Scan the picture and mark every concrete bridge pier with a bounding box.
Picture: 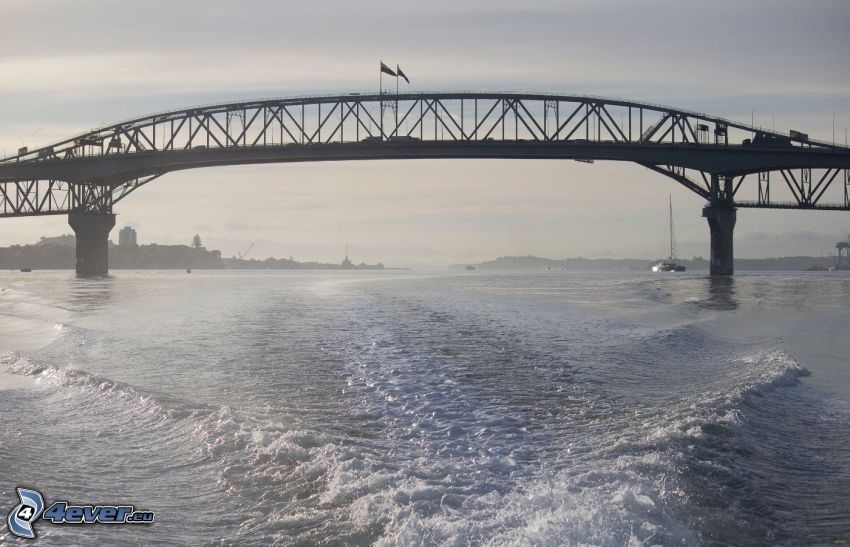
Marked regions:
[702,205,736,276]
[68,211,115,276]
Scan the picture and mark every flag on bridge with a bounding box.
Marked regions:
[380,62,397,77]
[396,65,410,84]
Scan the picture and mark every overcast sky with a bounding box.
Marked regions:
[1,0,849,265]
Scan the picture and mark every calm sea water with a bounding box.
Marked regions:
[1,270,849,545]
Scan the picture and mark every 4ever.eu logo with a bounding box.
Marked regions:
[6,487,154,540]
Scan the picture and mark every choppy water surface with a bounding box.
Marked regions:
[1,270,849,545]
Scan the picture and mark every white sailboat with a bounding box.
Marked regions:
[651,195,686,272]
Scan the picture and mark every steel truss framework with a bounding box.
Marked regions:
[0,174,162,218]
[1,92,849,218]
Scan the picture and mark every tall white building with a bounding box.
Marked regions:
[119,225,138,246]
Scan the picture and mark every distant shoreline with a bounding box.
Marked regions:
[450,255,844,272]
[0,236,403,271]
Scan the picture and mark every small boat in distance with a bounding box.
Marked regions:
[651,195,686,272]
[465,265,476,271]
[19,267,32,272]
[652,259,686,273]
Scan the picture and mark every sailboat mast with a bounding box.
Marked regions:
[668,195,675,260]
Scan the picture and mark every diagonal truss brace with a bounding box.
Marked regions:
[640,164,711,200]
[0,174,163,218]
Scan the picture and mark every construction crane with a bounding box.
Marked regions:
[237,242,255,260]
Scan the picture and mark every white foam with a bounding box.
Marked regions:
[0,285,71,389]
[0,352,172,424]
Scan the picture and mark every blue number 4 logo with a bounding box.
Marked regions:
[7,488,45,539]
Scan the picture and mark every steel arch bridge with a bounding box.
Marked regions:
[1,91,849,275]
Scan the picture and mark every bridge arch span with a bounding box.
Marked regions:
[1,91,848,275]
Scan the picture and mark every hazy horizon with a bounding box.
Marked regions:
[2,0,849,266]
[15,228,848,268]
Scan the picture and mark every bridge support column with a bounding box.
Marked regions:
[702,205,736,276]
[68,212,115,277]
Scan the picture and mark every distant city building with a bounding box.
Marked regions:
[119,225,138,246]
